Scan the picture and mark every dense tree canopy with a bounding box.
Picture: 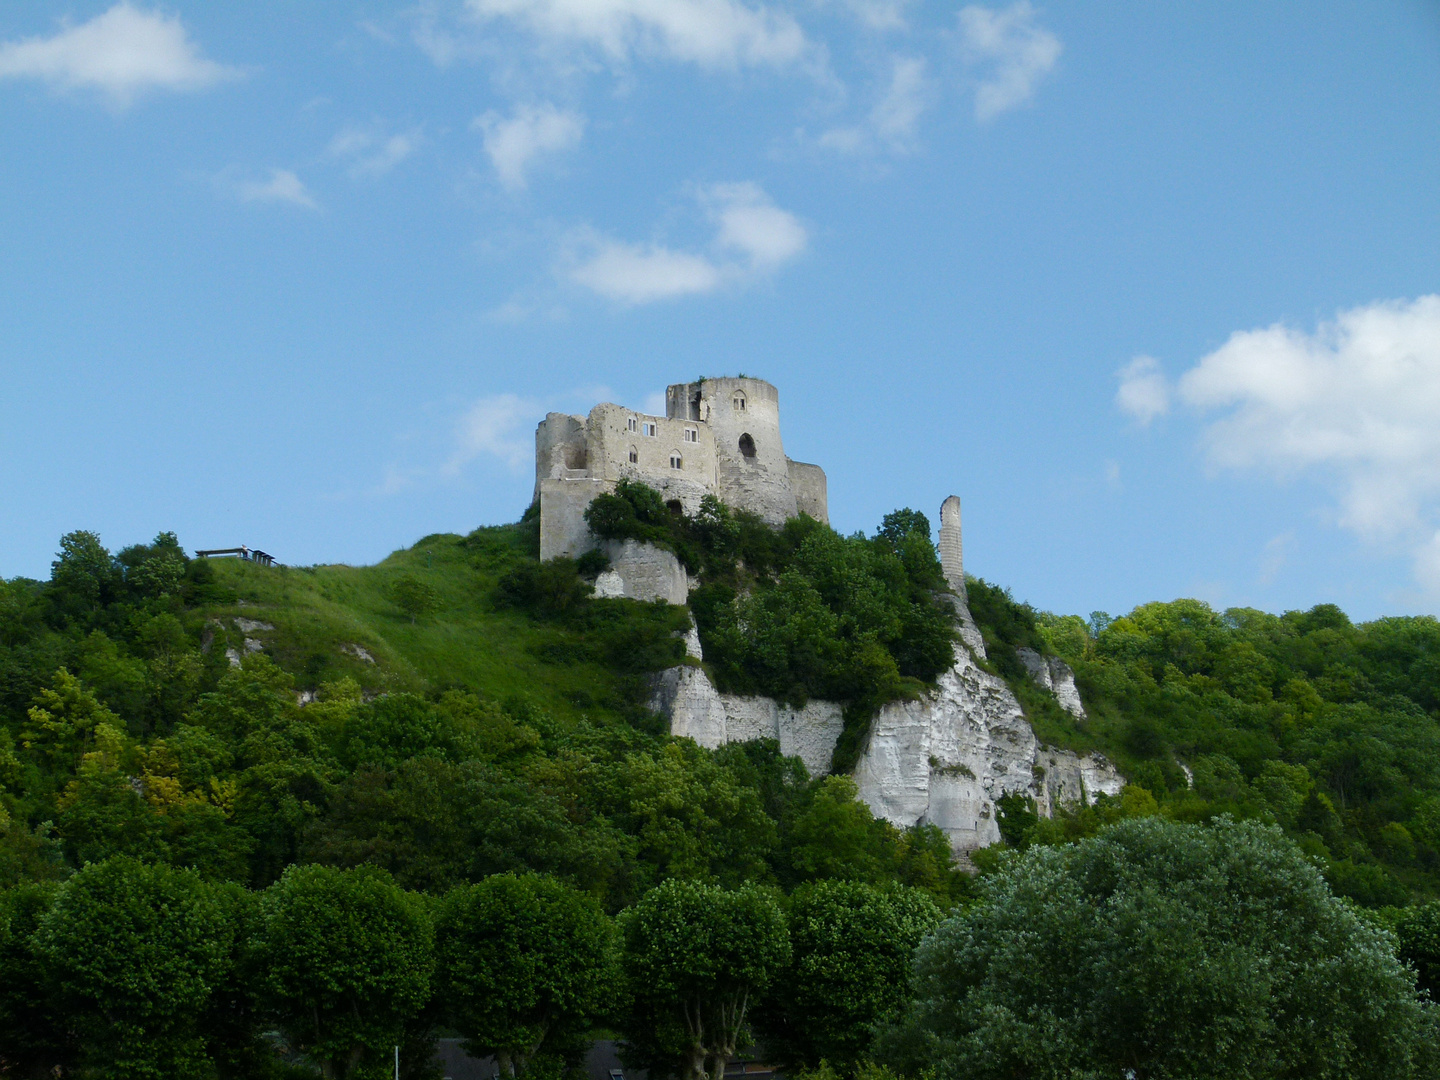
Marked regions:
[254,864,433,1080]
[880,816,1439,1080]
[1,516,1438,1077]
[34,856,239,1080]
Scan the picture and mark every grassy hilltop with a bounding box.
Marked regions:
[186,520,689,730]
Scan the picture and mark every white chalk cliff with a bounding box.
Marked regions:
[639,494,1126,854]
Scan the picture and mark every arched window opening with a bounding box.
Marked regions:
[628,446,638,464]
[732,391,746,412]
[738,433,757,459]
[670,452,683,470]
[666,499,683,516]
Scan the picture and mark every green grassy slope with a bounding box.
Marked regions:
[189,523,688,727]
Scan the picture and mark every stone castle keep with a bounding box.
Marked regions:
[534,377,828,561]
[534,377,1123,855]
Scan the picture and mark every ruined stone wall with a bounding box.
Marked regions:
[538,477,610,561]
[533,412,589,503]
[787,459,829,523]
[650,665,844,779]
[534,376,826,555]
[939,495,965,598]
[592,539,689,605]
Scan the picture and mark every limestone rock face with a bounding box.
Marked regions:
[592,540,689,605]
[851,639,1123,852]
[853,643,1039,850]
[642,505,1126,852]
[650,665,844,779]
[1034,747,1126,817]
[1017,647,1088,720]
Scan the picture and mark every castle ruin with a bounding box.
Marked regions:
[534,375,1120,852]
[534,376,828,560]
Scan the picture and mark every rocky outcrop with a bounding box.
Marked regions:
[644,491,1126,855]
[851,638,1123,851]
[650,625,1125,855]
[650,665,843,779]
[592,540,689,605]
[1017,647,1087,720]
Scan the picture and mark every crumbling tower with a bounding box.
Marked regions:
[939,495,965,600]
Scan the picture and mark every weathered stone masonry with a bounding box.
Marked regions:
[534,377,827,561]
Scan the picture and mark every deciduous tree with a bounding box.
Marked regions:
[758,880,942,1075]
[254,864,433,1079]
[33,856,236,1079]
[878,816,1439,1080]
[435,873,615,1076]
[618,879,789,1080]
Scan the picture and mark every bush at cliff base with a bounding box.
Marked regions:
[877,815,1440,1080]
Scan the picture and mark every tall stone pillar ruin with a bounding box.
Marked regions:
[939,495,965,600]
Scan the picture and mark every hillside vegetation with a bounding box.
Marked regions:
[3,505,1440,1078]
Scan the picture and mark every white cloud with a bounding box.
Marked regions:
[567,183,806,304]
[569,237,725,303]
[1115,355,1171,425]
[464,0,808,69]
[1174,295,1440,594]
[871,55,927,146]
[328,125,423,178]
[447,393,539,475]
[706,182,808,268]
[956,2,1061,121]
[234,169,318,209]
[819,54,928,153]
[475,103,585,190]
[0,2,239,107]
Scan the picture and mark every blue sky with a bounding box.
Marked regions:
[2,1,1438,621]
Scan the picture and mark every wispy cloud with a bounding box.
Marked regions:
[327,124,424,178]
[832,0,913,32]
[956,2,1061,121]
[462,0,809,69]
[1154,295,1440,596]
[1115,355,1170,425]
[232,169,319,209]
[0,2,240,108]
[446,393,539,475]
[820,53,929,152]
[567,182,807,304]
[1258,532,1296,587]
[475,103,585,190]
